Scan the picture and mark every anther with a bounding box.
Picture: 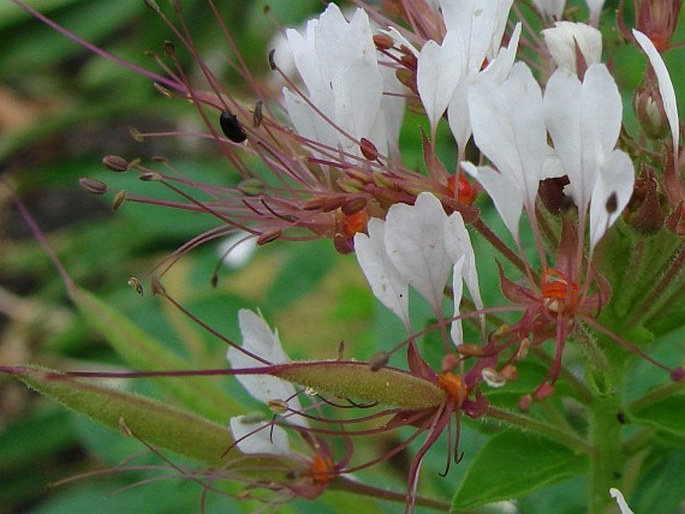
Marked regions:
[268,399,288,414]
[102,155,129,172]
[79,178,107,195]
[112,190,128,210]
[127,276,144,296]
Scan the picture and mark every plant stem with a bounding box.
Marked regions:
[587,393,623,514]
[332,477,453,511]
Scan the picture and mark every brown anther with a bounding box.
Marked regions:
[163,40,176,57]
[341,197,368,216]
[128,126,144,142]
[79,178,108,195]
[102,155,129,172]
[360,137,379,161]
[400,53,417,69]
[345,167,372,184]
[302,196,328,211]
[127,276,144,296]
[268,399,288,414]
[139,172,162,181]
[369,351,389,371]
[112,190,128,210]
[268,49,277,70]
[456,343,484,357]
[257,230,282,245]
[373,33,394,50]
[153,82,172,98]
[253,100,264,128]
[321,196,347,212]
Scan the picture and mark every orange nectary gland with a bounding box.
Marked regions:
[341,210,369,239]
[310,453,335,486]
[541,268,579,305]
[447,174,476,205]
[437,372,466,406]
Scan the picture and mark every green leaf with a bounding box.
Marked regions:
[4,365,283,472]
[71,286,243,422]
[632,449,685,513]
[451,431,587,511]
[629,394,685,439]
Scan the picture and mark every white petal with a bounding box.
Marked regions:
[544,68,584,204]
[354,219,410,328]
[589,150,634,249]
[609,488,635,514]
[451,257,466,346]
[585,0,605,26]
[417,34,463,135]
[633,29,679,156]
[469,62,546,206]
[444,211,483,313]
[218,231,257,269]
[229,416,290,456]
[332,60,385,154]
[384,192,453,312]
[227,310,307,427]
[462,161,524,242]
[532,0,566,18]
[542,21,602,73]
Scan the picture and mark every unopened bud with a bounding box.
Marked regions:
[633,72,670,140]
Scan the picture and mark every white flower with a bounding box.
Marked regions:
[463,62,557,242]
[227,310,308,456]
[586,0,605,26]
[633,30,679,160]
[282,3,404,158]
[354,192,481,344]
[609,487,635,514]
[544,63,634,249]
[532,0,566,19]
[542,21,602,73]
[416,0,519,152]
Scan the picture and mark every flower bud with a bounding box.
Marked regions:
[633,70,671,140]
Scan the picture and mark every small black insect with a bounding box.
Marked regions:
[219,110,247,143]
